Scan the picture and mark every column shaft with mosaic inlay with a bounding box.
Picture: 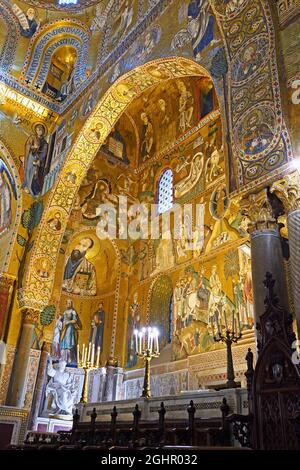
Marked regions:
[29,341,51,429]
[241,189,289,349]
[271,172,300,335]
[8,308,40,408]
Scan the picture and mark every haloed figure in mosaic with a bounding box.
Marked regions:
[23,124,49,197]
[0,160,16,234]
[63,237,97,296]
[51,299,82,366]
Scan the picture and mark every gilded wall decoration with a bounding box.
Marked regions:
[21,58,211,309]
[0,1,20,72]
[149,275,173,351]
[21,20,90,91]
[1,0,297,377]
[211,0,293,191]
[125,292,141,368]
[0,140,22,275]
[171,243,253,361]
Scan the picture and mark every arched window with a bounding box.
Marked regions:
[157,168,173,214]
[150,275,173,352]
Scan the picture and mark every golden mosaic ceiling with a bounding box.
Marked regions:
[20,0,104,11]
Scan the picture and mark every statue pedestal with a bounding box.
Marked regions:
[34,416,73,433]
[48,413,73,421]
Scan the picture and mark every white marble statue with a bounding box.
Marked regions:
[45,360,78,415]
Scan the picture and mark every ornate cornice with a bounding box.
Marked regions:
[240,189,277,234]
[270,171,300,214]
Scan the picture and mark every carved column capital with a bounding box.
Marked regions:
[0,273,15,293]
[21,308,40,325]
[270,171,300,214]
[240,188,277,234]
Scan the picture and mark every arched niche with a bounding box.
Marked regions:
[21,20,90,90]
[41,45,78,101]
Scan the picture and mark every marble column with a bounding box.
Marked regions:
[114,367,124,401]
[96,367,107,402]
[104,366,115,402]
[103,365,124,402]
[7,308,40,408]
[28,341,51,430]
[271,172,300,335]
[241,189,289,350]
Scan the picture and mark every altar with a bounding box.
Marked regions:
[32,340,253,431]
[77,388,248,423]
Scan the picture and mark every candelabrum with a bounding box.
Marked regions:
[77,342,101,403]
[213,308,242,389]
[134,327,160,399]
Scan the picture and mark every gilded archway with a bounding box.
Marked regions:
[19,57,214,309]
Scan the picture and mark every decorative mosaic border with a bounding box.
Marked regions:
[0,0,174,114]
[22,20,90,87]
[0,406,29,445]
[0,1,20,72]
[0,139,23,274]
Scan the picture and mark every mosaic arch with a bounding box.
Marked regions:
[19,57,214,310]
[0,1,20,72]
[0,139,22,275]
[21,20,90,87]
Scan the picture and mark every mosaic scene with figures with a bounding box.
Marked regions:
[0,0,300,455]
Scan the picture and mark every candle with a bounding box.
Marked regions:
[96,346,100,368]
[138,332,143,355]
[224,309,228,330]
[83,346,87,367]
[142,327,146,351]
[237,312,241,335]
[149,332,153,353]
[134,329,138,354]
[147,327,152,349]
[217,318,221,335]
[87,342,92,363]
[91,343,95,367]
[153,328,159,353]
[77,344,80,366]
[82,343,85,365]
